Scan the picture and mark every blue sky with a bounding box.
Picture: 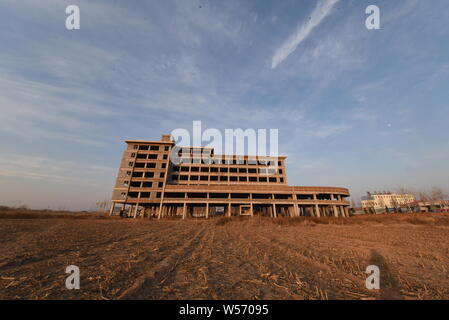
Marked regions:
[0,0,448,210]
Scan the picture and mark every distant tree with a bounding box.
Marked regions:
[394,186,418,198]
[96,198,110,212]
[429,186,447,201]
[350,198,358,208]
[414,186,447,202]
[390,197,400,213]
[395,186,410,194]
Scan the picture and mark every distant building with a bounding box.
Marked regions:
[361,191,415,213]
[406,200,449,213]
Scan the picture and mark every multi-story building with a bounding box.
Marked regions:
[361,191,415,212]
[110,134,350,218]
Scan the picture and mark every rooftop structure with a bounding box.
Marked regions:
[110,134,351,218]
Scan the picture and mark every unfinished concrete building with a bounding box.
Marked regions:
[110,134,350,218]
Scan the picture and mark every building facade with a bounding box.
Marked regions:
[361,191,415,213]
[110,134,351,218]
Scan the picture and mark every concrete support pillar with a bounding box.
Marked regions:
[344,206,349,218]
[206,203,209,219]
[333,205,338,217]
[294,204,299,217]
[250,203,254,216]
[133,204,139,218]
[313,193,320,218]
[183,203,187,219]
[227,203,231,217]
[129,205,134,217]
[157,205,162,219]
[273,203,277,218]
[109,202,115,216]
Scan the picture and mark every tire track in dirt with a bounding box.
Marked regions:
[62,222,202,299]
[153,225,238,299]
[257,224,446,299]
[267,229,369,276]
[175,225,265,299]
[253,232,372,299]
[228,226,302,299]
[155,226,218,299]
[146,223,275,299]
[118,226,207,299]
[269,225,449,299]
[0,221,197,299]
[0,222,177,271]
[220,221,368,299]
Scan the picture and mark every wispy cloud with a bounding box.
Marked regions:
[313,124,349,138]
[271,0,340,69]
[1,1,449,209]
[0,154,115,185]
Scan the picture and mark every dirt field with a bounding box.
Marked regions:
[1,213,448,300]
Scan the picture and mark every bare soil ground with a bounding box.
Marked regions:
[1,212,448,300]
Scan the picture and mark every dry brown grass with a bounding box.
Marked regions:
[0,207,111,220]
[1,212,448,300]
[265,213,449,227]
